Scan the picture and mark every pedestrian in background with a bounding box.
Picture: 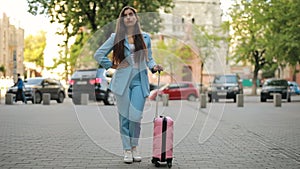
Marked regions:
[15,73,27,104]
[94,6,163,164]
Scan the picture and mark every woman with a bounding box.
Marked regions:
[94,6,163,163]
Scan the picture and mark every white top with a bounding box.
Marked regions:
[129,43,138,68]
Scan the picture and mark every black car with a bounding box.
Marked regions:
[260,78,291,102]
[7,77,66,104]
[68,68,115,105]
[207,74,243,102]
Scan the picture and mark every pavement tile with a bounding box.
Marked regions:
[0,97,300,168]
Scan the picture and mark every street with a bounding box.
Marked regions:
[0,96,299,169]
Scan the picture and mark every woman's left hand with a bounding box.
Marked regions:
[153,65,164,72]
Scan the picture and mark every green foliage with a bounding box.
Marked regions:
[24,31,47,68]
[192,25,222,61]
[264,0,300,67]
[26,0,174,79]
[27,0,174,35]
[153,39,188,79]
[229,0,300,93]
[229,0,267,64]
[229,0,300,72]
[191,24,226,87]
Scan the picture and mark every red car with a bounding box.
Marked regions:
[149,81,199,101]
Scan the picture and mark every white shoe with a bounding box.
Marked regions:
[123,150,133,163]
[132,147,142,162]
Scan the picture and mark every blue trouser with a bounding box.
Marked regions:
[115,69,146,150]
[15,89,27,103]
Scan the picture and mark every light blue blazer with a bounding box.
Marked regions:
[94,32,157,97]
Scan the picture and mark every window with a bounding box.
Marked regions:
[214,75,238,84]
[168,84,179,89]
[179,83,189,88]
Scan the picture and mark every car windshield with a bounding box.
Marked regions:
[265,80,287,86]
[25,78,43,85]
[72,70,97,79]
[214,75,237,84]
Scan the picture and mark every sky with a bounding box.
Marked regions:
[220,0,234,21]
[0,0,52,36]
[0,0,62,77]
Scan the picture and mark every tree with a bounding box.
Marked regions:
[192,24,225,93]
[27,0,173,35]
[27,0,174,80]
[264,0,300,80]
[153,39,188,83]
[229,0,300,95]
[24,31,47,69]
[229,0,270,95]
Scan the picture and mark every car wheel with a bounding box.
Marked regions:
[260,96,266,102]
[103,91,116,105]
[56,92,65,103]
[34,92,42,104]
[233,95,237,103]
[187,94,197,101]
[208,95,212,102]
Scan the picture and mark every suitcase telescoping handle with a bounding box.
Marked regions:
[155,70,161,118]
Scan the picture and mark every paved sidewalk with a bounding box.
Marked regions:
[0,98,299,169]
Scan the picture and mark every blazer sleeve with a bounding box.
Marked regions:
[144,33,157,72]
[93,33,115,70]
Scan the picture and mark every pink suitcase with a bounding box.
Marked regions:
[152,116,174,168]
[152,71,174,168]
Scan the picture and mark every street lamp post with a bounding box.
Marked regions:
[200,62,204,94]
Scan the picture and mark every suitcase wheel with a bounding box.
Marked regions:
[155,161,160,167]
[152,158,160,167]
[167,160,172,168]
[152,158,172,168]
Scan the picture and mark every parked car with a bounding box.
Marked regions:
[148,81,199,101]
[260,78,291,102]
[207,74,243,102]
[288,81,300,95]
[7,77,65,104]
[68,68,115,105]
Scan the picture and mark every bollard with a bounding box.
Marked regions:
[200,94,206,108]
[274,93,281,107]
[43,93,51,105]
[162,94,169,107]
[81,93,89,105]
[5,93,14,105]
[237,94,244,107]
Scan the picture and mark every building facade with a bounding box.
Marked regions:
[156,0,229,85]
[0,13,24,80]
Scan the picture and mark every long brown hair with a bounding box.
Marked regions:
[113,6,148,65]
